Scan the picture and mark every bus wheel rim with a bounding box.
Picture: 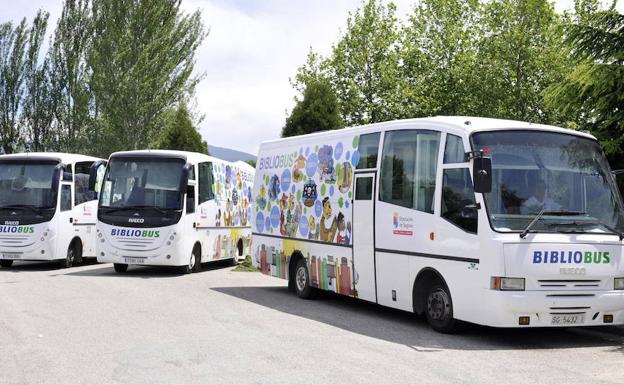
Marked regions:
[427,289,449,321]
[296,266,306,291]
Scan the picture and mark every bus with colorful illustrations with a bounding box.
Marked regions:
[0,152,104,268]
[251,116,624,332]
[92,150,254,273]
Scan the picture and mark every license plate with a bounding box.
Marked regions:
[1,253,20,260]
[124,257,145,264]
[551,314,585,325]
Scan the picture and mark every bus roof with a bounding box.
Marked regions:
[108,149,255,171]
[259,116,596,148]
[0,152,102,164]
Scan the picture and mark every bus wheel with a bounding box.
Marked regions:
[425,283,457,333]
[0,260,13,268]
[59,244,77,268]
[180,250,199,274]
[113,263,128,273]
[294,259,315,299]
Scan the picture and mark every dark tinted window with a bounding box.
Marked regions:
[74,161,96,205]
[355,177,373,200]
[60,184,72,211]
[186,185,195,214]
[357,133,380,169]
[198,162,214,204]
[442,168,477,233]
[444,134,465,164]
[380,130,440,213]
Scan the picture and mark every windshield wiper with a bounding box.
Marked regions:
[565,217,624,241]
[100,205,173,215]
[0,204,47,214]
[519,210,587,239]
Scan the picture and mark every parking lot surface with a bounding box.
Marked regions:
[1,261,623,385]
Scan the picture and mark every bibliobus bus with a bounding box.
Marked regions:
[251,116,624,332]
[0,152,103,268]
[92,150,254,273]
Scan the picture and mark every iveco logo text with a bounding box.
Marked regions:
[128,218,145,223]
[4,221,19,225]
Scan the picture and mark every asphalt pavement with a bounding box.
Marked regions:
[1,260,623,385]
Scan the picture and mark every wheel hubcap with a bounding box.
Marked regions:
[296,266,307,292]
[67,248,75,263]
[190,254,196,269]
[427,289,450,321]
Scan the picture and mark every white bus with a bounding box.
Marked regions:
[251,116,624,332]
[93,150,254,273]
[0,152,103,268]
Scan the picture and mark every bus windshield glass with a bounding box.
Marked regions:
[100,157,185,211]
[0,160,58,209]
[471,130,624,234]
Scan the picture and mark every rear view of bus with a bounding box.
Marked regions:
[94,150,254,273]
[0,153,103,268]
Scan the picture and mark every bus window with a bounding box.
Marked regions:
[355,177,373,200]
[198,162,214,203]
[186,185,195,214]
[60,184,72,212]
[74,161,96,205]
[380,130,440,213]
[444,134,465,164]
[356,133,381,169]
[441,168,477,233]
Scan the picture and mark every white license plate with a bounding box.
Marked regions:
[1,253,20,260]
[551,314,585,325]
[124,257,145,264]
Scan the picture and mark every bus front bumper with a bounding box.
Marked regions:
[473,289,624,327]
[96,245,189,267]
[0,244,56,262]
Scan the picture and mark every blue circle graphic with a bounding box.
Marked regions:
[281,169,291,192]
[306,153,319,177]
[334,142,343,160]
[270,205,281,228]
[314,200,322,217]
[265,216,271,231]
[329,185,335,197]
[299,215,309,237]
[351,150,360,167]
[255,212,265,233]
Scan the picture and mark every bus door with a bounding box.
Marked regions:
[57,165,75,257]
[352,172,377,302]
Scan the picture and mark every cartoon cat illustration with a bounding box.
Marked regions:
[319,197,338,242]
[279,193,288,236]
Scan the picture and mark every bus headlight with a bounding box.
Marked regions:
[491,277,525,291]
[615,278,624,290]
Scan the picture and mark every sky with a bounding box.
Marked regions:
[2,0,622,155]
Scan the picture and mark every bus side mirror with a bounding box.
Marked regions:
[473,157,492,193]
[614,170,624,197]
[179,163,193,193]
[89,160,107,191]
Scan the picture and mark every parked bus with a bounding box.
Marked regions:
[0,152,104,268]
[251,116,624,332]
[92,150,254,273]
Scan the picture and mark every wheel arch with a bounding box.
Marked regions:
[287,250,305,292]
[412,267,451,315]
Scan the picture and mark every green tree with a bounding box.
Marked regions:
[546,9,624,168]
[89,0,206,156]
[23,10,54,152]
[329,0,400,125]
[50,0,93,153]
[282,77,344,137]
[0,19,28,154]
[154,103,208,154]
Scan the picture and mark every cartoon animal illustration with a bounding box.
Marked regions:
[225,165,232,186]
[256,185,267,209]
[292,154,307,182]
[308,216,319,240]
[214,235,222,259]
[318,145,336,183]
[302,179,317,207]
[269,175,280,200]
[287,202,302,238]
[232,188,239,206]
[279,193,289,236]
[236,171,242,190]
[215,209,221,227]
[319,197,338,242]
[336,161,353,193]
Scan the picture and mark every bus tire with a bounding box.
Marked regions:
[294,259,315,299]
[59,243,78,268]
[425,283,458,333]
[181,248,199,274]
[0,260,13,268]
[113,263,128,273]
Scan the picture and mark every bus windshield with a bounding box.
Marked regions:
[0,160,58,209]
[100,157,185,211]
[471,130,624,234]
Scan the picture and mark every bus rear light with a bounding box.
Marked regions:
[614,278,624,290]
[604,314,613,323]
[40,250,45,254]
[491,277,525,291]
